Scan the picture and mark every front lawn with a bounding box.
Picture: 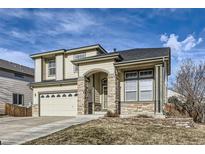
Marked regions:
[24,117,205,145]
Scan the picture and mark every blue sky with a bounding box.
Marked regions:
[0,9,205,86]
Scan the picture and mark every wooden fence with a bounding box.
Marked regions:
[5,103,32,117]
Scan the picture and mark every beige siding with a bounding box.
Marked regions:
[64,49,100,79]
[56,54,64,80]
[42,59,46,81]
[64,54,78,79]
[45,61,56,80]
[85,49,99,57]
[35,58,42,82]
[0,76,33,106]
[79,60,115,77]
[33,85,77,105]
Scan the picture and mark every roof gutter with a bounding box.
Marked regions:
[30,79,77,88]
[72,53,121,64]
[115,56,169,66]
[30,50,65,59]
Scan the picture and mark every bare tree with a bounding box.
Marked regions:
[174,59,205,104]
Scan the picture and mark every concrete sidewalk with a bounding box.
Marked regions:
[0,115,102,145]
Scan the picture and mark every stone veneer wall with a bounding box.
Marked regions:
[77,77,86,115]
[121,102,154,114]
[107,74,119,113]
[32,104,39,117]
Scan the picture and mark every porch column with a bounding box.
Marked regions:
[107,73,120,114]
[155,64,164,114]
[77,77,86,115]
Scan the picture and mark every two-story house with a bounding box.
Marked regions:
[30,44,171,117]
[0,59,34,114]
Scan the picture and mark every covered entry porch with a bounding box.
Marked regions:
[85,71,108,114]
[77,69,120,115]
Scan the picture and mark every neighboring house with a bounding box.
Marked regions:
[0,59,34,114]
[30,44,171,116]
[168,89,182,98]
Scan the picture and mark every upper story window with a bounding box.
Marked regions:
[73,53,86,73]
[73,53,86,60]
[48,60,56,76]
[14,73,24,78]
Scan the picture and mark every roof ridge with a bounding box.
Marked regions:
[117,47,170,53]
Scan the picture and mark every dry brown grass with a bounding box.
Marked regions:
[24,117,205,145]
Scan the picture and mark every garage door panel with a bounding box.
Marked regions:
[40,92,77,116]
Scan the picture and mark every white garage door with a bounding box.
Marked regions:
[40,92,77,116]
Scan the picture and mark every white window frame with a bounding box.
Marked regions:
[125,72,138,101]
[139,79,153,101]
[139,70,153,78]
[125,71,138,79]
[48,60,56,76]
[73,53,86,73]
[13,93,24,105]
[124,70,154,102]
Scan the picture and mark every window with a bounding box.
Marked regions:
[125,71,138,79]
[125,80,137,101]
[125,72,138,101]
[48,60,56,76]
[139,79,153,101]
[14,73,24,78]
[124,70,153,102]
[13,93,24,105]
[73,53,86,73]
[139,70,153,78]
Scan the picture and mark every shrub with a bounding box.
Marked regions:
[168,96,182,104]
[165,98,205,123]
[105,110,119,117]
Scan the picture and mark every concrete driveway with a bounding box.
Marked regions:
[0,115,101,145]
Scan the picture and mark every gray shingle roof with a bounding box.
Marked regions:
[0,59,34,76]
[118,47,170,62]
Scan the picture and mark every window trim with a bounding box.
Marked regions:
[125,80,138,101]
[139,70,154,79]
[73,52,86,73]
[48,59,56,76]
[124,69,154,102]
[139,79,153,101]
[12,93,24,105]
[125,71,138,80]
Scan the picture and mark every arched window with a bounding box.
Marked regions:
[68,94,72,97]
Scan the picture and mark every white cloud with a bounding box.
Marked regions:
[160,33,204,87]
[160,33,203,56]
[0,48,33,68]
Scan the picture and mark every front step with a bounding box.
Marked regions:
[94,111,107,115]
